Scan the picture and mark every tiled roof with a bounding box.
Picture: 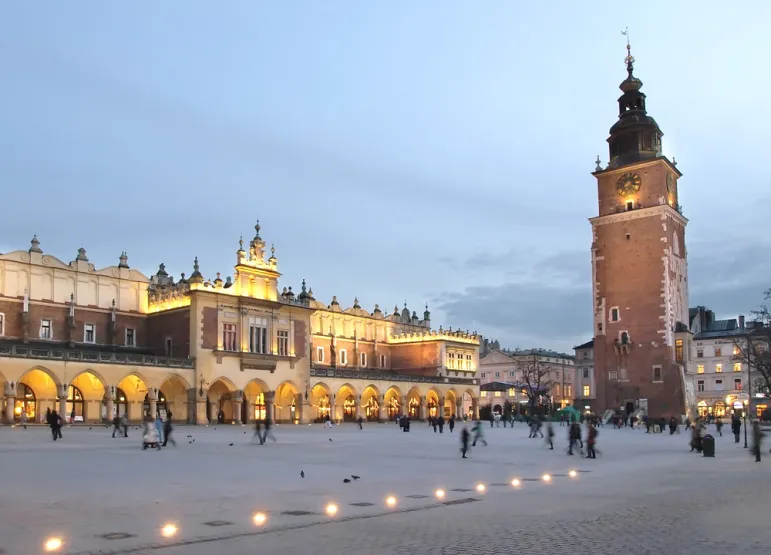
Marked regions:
[707,319,737,332]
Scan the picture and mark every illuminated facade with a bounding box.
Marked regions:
[1,224,480,424]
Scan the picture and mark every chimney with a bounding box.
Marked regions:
[739,314,745,329]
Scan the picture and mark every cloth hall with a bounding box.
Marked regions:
[0,224,480,425]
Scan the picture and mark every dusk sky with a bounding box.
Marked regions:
[1,2,770,353]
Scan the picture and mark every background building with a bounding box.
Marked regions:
[1,225,480,425]
[479,348,575,414]
[589,46,689,417]
[573,340,596,411]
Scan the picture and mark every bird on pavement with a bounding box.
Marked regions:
[343,478,351,484]
[351,475,361,480]
[228,443,234,446]
[300,470,305,478]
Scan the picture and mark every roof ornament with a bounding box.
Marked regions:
[595,155,602,172]
[29,235,42,254]
[622,27,634,75]
[353,297,361,309]
[119,251,129,269]
[238,235,244,252]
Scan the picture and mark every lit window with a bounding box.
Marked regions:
[508,388,516,396]
[734,378,743,391]
[466,354,472,370]
[714,348,722,357]
[40,318,52,339]
[565,385,572,398]
[84,324,96,343]
[697,380,705,392]
[249,317,268,354]
[222,323,238,351]
[715,363,723,373]
[125,328,136,347]
[481,391,487,398]
[733,362,741,372]
[360,352,367,367]
[583,385,590,397]
[316,346,325,363]
[494,391,502,397]
[733,346,740,356]
[339,349,348,365]
[697,364,704,374]
[278,329,289,356]
[447,352,455,368]
[675,339,683,362]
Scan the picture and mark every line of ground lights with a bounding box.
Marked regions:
[40,471,580,552]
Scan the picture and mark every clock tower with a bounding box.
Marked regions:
[590,43,689,418]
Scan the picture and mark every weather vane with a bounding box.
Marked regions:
[621,27,634,67]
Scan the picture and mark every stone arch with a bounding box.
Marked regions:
[462,388,477,419]
[244,379,269,423]
[68,371,106,423]
[16,367,61,423]
[208,377,237,423]
[445,389,458,418]
[361,385,380,422]
[426,388,441,419]
[384,386,402,420]
[116,373,149,421]
[406,386,422,419]
[159,374,190,422]
[311,382,331,422]
[275,381,299,423]
[335,383,358,422]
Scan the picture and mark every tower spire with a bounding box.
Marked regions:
[622,27,634,75]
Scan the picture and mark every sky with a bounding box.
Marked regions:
[1,2,770,354]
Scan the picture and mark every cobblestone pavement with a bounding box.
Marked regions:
[1,422,768,554]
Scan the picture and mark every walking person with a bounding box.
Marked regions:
[586,424,598,459]
[324,413,332,429]
[357,416,364,430]
[262,418,277,443]
[155,413,164,445]
[715,416,723,437]
[111,414,121,438]
[20,410,28,430]
[50,410,62,441]
[432,417,438,433]
[162,411,176,447]
[438,416,444,434]
[121,414,129,438]
[252,419,264,444]
[731,414,741,443]
[460,422,471,459]
[751,420,764,463]
[471,420,487,447]
[448,415,455,434]
[546,421,555,450]
[568,421,582,456]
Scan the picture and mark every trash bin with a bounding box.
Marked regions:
[702,434,715,457]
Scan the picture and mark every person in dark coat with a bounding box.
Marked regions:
[448,415,455,433]
[568,421,582,456]
[50,410,62,441]
[715,416,723,437]
[751,420,764,462]
[162,411,176,447]
[586,424,598,459]
[438,416,444,434]
[731,414,742,443]
[111,414,121,438]
[460,423,470,459]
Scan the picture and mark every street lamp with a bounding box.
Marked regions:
[743,399,749,449]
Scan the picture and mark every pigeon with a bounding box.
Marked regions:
[343,478,351,484]
[300,470,305,478]
[229,443,234,446]
[188,441,193,444]
[351,475,361,480]
[89,427,92,430]
[329,438,333,442]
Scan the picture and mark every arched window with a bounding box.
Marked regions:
[67,385,84,419]
[115,387,129,418]
[713,400,726,417]
[317,395,330,419]
[427,398,437,418]
[387,396,400,419]
[408,397,420,418]
[365,396,379,421]
[14,383,36,422]
[254,393,266,421]
[343,396,356,422]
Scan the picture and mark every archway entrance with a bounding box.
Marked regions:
[336,384,357,422]
[445,391,457,418]
[70,372,105,422]
[159,375,189,422]
[244,380,268,422]
[15,384,36,422]
[115,388,129,418]
[116,374,148,421]
[275,382,298,423]
[407,388,421,419]
[17,368,59,423]
[207,379,236,423]
[311,383,331,422]
[384,387,401,420]
[66,385,84,421]
[362,386,380,421]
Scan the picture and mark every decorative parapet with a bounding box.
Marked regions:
[0,344,195,369]
[309,366,478,386]
[388,328,480,346]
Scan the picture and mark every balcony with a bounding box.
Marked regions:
[0,344,194,369]
[310,365,477,386]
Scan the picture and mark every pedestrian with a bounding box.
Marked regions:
[324,413,332,429]
[432,417,438,433]
[45,407,52,428]
[253,418,264,444]
[471,420,487,447]
[568,421,582,456]
[751,420,764,463]
[586,424,598,459]
[121,414,129,437]
[162,411,176,447]
[155,413,164,444]
[438,416,444,434]
[448,415,455,434]
[546,421,555,450]
[460,422,470,459]
[357,416,364,430]
[111,414,121,438]
[715,416,723,437]
[20,410,28,429]
[262,418,277,443]
[50,410,62,441]
[70,408,76,425]
[731,414,741,443]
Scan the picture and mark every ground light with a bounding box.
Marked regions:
[511,478,521,487]
[568,470,577,478]
[43,537,63,552]
[252,512,267,526]
[325,503,338,516]
[542,474,552,483]
[385,496,397,508]
[475,483,486,493]
[434,489,446,500]
[161,523,178,538]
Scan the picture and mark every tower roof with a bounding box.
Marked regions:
[605,34,664,170]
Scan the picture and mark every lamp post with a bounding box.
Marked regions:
[743,399,749,448]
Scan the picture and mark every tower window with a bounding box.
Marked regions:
[626,201,634,211]
[610,307,620,322]
[625,233,631,241]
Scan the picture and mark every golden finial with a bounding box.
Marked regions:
[622,27,634,68]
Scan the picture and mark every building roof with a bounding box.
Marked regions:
[502,347,575,360]
[574,339,594,350]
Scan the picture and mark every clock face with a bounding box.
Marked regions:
[616,172,641,196]
[666,172,676,193]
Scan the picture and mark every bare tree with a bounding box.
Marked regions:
[519,356,555,415]
[732,288,771,399]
